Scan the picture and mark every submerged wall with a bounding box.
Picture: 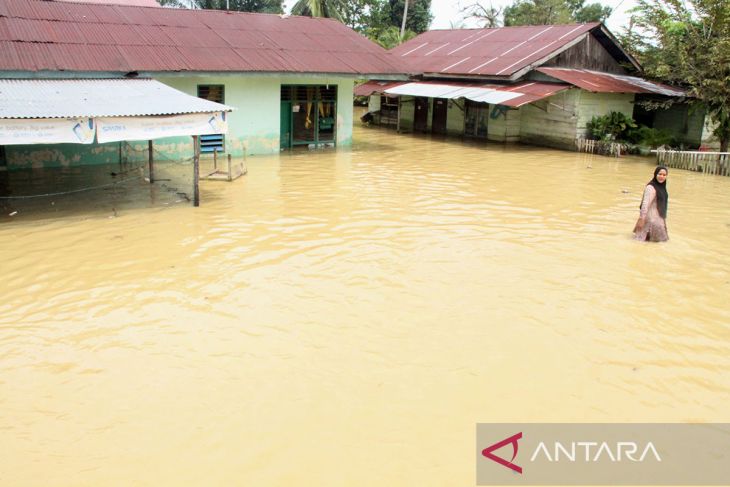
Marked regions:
[3,75,355,170]
[487,105,521,143]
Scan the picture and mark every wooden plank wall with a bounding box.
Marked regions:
[542,35,628,74]
[487,106,521,142]
[519,90,580,149]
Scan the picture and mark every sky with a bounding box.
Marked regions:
[282,0,637,34]
[428,0,636,31]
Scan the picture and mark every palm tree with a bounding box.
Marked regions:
[290,0,347,22]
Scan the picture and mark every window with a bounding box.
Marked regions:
[197,85,225,153]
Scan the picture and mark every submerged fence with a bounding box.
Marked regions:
[654,150,730,176]
[575,138,625,157]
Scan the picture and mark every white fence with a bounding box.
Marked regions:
[653,149,730,176]
[575,138,625,157]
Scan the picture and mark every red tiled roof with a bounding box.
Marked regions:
[390,24,598,78]
[537,68,685,96]
[0,0,403,75]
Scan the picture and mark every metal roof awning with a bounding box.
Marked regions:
[360,80,572,107]
[0,79,234,145]
[536,68,686,96]
[385,82,523,105]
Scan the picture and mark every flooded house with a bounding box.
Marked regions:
[0,0,404,175]
[357,23,716,151]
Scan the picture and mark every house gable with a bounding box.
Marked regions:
[542,34,628,74]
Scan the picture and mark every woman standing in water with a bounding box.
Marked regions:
[634,166,669,242]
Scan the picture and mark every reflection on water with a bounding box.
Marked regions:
[1,125,729,486]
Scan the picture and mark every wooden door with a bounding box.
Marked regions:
[432,98,447,134]
[414,97,429,132]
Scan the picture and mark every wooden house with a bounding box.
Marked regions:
[357,23,717,150]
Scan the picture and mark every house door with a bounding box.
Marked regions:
[414,97,429,132]
[464,100,488,138]
[280,101,292,149]
[432,98,448,134]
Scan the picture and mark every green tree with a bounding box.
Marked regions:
[574,2,612,22]
[500,0,610,26]
[387,0,433,34]
[290,0,347,21]
[503,0,573,25]
[159,0,283,12]
[627,0,730,151]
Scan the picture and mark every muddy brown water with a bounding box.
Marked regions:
[1,125,729,486]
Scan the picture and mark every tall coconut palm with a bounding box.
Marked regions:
[290,0,347,22]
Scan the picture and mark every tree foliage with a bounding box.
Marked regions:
[624,0,730,150]
[501,0,611,26]
[159,0,283,12]
[290,0,347,21]
[386,0,434,34]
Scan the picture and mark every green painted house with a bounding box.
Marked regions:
[0,0,404,170]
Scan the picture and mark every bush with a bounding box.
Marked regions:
[625,126,676,148]
[586,112,637,141]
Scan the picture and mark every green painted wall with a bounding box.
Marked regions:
[652,103,705,148]
[446,100,464,135]
[487,105,521,143]
[399,96,415,132]
[4,75,354,170]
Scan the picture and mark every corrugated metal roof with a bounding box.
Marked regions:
[355,80,570,107]
[56,0,160,6]
[354,80,404,96]
[384,82,523,104]
[0,0,403,76]
[0,78,233,118]
[537,68,685,96]
[390,24,597,78]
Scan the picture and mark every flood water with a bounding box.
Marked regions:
[1,124,729,486]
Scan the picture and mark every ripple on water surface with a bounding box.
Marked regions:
[1,125,729,486]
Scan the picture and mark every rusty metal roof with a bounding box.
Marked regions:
[537,68,685,96]
[495,81,572,107]
[0,0,403,76]
[354,80,405,96]
[355,79,571,107]
[0,78,232,118]
[54,0,160,6]
[390,24,598,78]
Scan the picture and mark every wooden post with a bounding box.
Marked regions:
[213,148,218,171]
[193,135,200,207]
[118,141,123,171]
[148,140,154,184]
[227,154,232,182]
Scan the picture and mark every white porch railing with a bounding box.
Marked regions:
[653,149,730,176]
